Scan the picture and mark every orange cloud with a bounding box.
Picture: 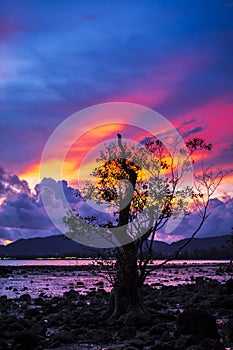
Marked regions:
[62,123,157,187]
[19,163,40,191]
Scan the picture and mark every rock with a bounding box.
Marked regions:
[226,279,233,294]
[160,329,170,342]
[49,331,75,345]
[47,313,61,327]
[149,324,165,336]
[106,345,127,350]
[222,318,233,341]
[14,331,39,350]
[0,339,8,350]
[207,279,221,289]
[84,329,112,343]
[19,293,31,301]
[195,277,205,286]
[63,289,79,299]
[143,342,162,350]
[200,338,225,350]
[76,281,85,286]
[177,310,219,340]
[215,295,233,309]
[95,281,104,287]
[119,311,151,328]
[30,321,47,336]
[144,340,175,350]
[9,322,25,332]
[25,307,41,318]
[118,326,137,340]
[175,335,194,350]
[128,339,144,350]
[33,297,43,306]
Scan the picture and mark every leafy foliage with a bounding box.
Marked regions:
[64,135,227,291]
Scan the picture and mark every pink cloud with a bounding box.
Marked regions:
[111,51,213,108]
[176,95,233,157]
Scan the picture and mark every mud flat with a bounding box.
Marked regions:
[0,261,231,298]
[0,267,233,350]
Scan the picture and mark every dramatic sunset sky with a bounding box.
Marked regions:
[0,0,233,245]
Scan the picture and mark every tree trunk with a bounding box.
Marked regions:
[109,243,145,318]
[109,175,146,318]
[108,134,146,319]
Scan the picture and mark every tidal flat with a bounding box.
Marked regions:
[0,262,233,350]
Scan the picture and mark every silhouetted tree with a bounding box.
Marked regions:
[64,134,227,320]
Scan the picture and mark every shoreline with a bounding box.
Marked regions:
[1,262,232,299]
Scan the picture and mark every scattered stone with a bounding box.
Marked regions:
[128,339,144,350]
[177,310,219,340]
[226,279,233,294]
[118,326,137,340]
[200,338,225,350]
[160,329,170,342]
[0,264,233,350]
[14,331,39,350]
[222,318,233,341]
[0,339,8,350]
[63,289,79,299]
[175,335,194,350]
[9,322,24,332]
[19,293,31,301]
[49,331,76,345]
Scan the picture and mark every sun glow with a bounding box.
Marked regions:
[0,239,12,246]
[19,163,40,191]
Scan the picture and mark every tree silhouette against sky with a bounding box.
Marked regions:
[64,133,227,320]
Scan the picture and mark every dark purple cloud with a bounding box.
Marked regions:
[0,169,116,242]
[0,166,30,199]
[0,166,232,244]
[181,126,205,138]
[157,198,233,243]
[0,169,82,241]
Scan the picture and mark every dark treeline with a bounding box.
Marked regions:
[0,248,231,260]
[154,248,232,260]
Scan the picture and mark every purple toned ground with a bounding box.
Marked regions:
[0,262,233,350]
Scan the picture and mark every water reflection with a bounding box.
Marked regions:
[0,260,230,299]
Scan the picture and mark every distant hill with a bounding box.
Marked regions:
[169,235,230,253]
[162,235,231,259]
[0,235,99,258]
[0,234,231,259]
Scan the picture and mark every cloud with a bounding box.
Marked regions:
[182,126,204,138]
[0,193,50,230]
[0,166,30,200]
[0,169,83,241]
[157,197,233,243]
[0,1,233,243]
[1,0,233,181]
[0,169,115,242]
[0,166,232,245]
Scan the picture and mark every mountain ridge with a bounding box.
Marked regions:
[0,234,231,259]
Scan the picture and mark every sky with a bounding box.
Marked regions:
[0,0,233,244]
